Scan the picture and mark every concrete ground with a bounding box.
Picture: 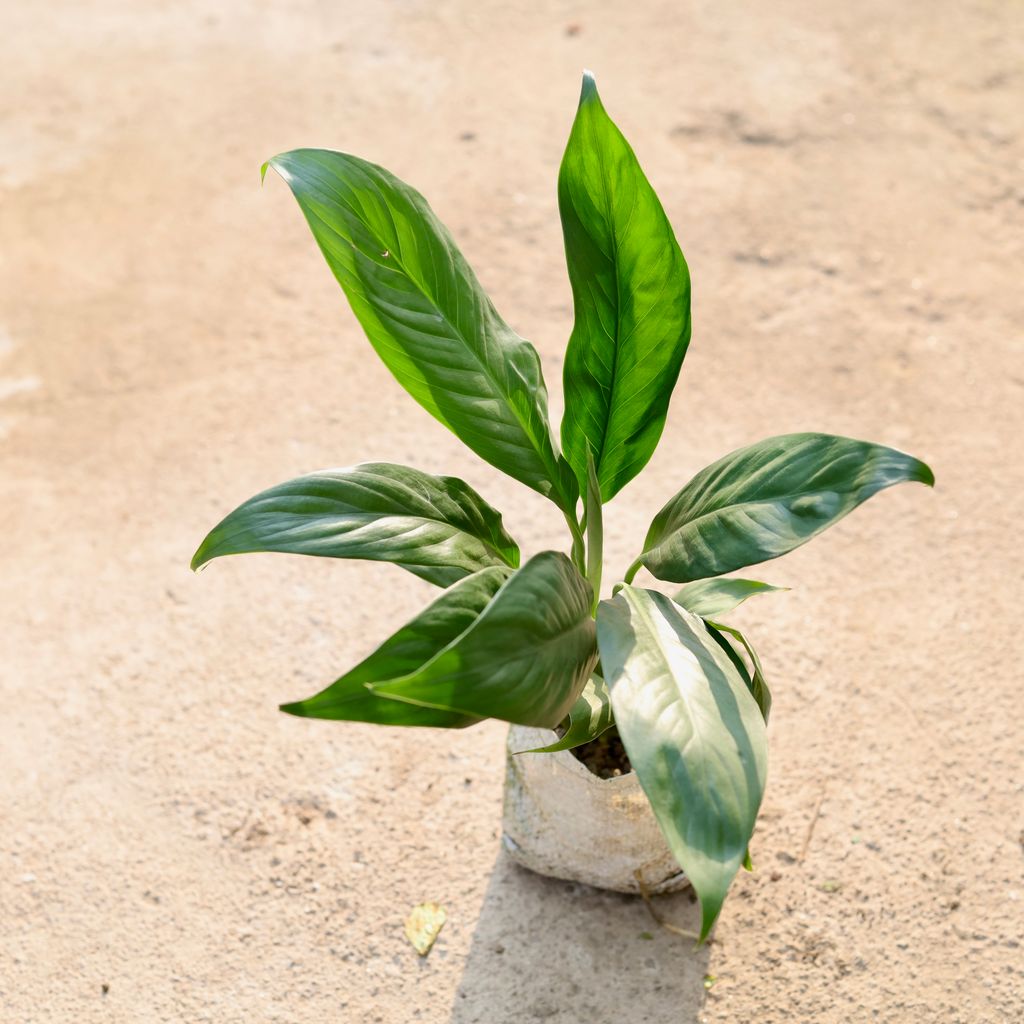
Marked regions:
[2,1,1022,1021]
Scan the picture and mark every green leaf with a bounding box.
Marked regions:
[191,462,519,587]
[264,149,576,511]
[596,586,768,941]
[674,578,788,619]
[706,622,772,722]
[370,552,598,727]
[637,433,934,583]
[706,622,753,684]
[280,568,508,727]
[559,72,692,501]
[517,674,614,753]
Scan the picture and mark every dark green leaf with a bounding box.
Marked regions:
[516,674,613,753]
[674,577,788,619]
[264,149,576,511]
[191,462,519,587]
[638,433,934,583]
[597,587,767,941]
[370,552,597,727]
[280,568,508,727]
[706,622,772,722]
[706,622,752,685]
[559,72,692,501]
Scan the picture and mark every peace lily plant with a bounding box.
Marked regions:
[193,73,933,940]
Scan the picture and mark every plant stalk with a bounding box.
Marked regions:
[564,510,587,577]
[584,452,603,614]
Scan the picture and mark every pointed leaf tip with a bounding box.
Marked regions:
[698,891,725,944]
[580,69,598,102]
[277,569,503,728]
[262,154,296,187]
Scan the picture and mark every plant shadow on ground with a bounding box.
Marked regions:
[449,851,710,1023]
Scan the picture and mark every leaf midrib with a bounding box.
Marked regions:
[210,507,517,569]
[571,119,628,489]
[645,481,855,556]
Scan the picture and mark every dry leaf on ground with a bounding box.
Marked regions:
[404,902,446,956]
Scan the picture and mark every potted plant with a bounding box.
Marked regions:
[192,72,933,941]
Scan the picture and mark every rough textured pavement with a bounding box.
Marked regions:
[2,1,1022,1021]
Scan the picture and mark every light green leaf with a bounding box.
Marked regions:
[371,552,597,727]
[280,568,508,727]
[517,674,614,753]
[597,586,768,941]
[264,149,577,511]
[706,621,772,722]
[674,578,788,619]
[191,462,518,587]
[637,433,934,583]
[559,72,692,501]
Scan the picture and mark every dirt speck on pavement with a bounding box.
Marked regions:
[2,2,1022,1022]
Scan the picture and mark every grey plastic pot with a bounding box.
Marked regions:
[501,725,688,895]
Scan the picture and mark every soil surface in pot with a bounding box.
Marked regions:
[571,726,633,779]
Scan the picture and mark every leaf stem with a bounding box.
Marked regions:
[623,558,643,585]
[564,510,587,576]
[584,455,604,615]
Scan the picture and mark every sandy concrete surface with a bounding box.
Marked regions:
[2,1,1022,1021]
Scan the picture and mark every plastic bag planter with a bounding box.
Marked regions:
[502,726,688,895]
